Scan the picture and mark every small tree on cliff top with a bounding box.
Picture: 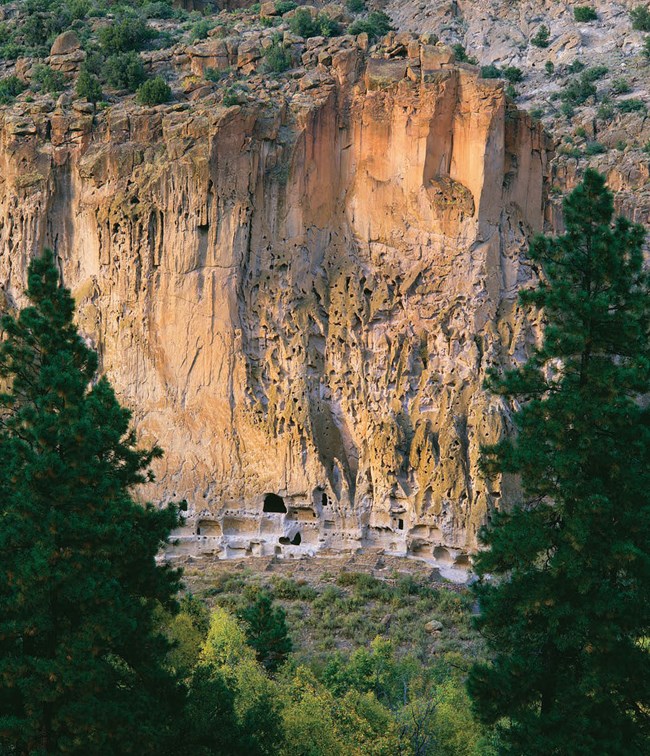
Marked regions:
[0,250,183,754]
[468,170,650,754]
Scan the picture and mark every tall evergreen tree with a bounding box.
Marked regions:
[468,170,650,754]
[0,250,183,754]
[239,592,292,674]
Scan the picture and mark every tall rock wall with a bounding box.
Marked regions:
[0,44,550,567]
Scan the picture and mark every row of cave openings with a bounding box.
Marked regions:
[262,492,325,547]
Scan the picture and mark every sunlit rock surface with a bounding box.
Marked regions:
[0,39,550,567]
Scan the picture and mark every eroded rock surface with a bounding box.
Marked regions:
[0,35,550,566]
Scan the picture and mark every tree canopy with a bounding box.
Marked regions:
[0,249,183,754]
[468,170,650,754]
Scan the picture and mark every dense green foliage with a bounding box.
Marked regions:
[0,74,26,104]
[573,6,598,22]
[451,43,478,65]
[0,250,184,754]
[348,11,393,40]
[166,569,497,755]
[531,24,550,48]
[98,17,157,53]
[239,591,292,673]
[346,0,367,13]
[136,75,172,105]
[104,51,147,92]
[31,64,67,94]
[76,67,103,102]
[480,65,523,83]
[262,38,293,74]
[631,5,650,31]
[275,0,298,14]
[611,76,632,94]
[468,171,650,754]
[559,66,608,107]
[288,9,341,39]
[618,97,647,113]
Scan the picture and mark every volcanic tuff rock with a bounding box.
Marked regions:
[383,0,650,225]
[0,32,550,568]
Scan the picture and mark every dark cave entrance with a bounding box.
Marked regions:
[263,493,287,513]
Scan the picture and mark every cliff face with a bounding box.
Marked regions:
[0,42,550,567]
[385,0,650,226]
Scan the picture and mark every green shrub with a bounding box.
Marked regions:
[75,68,102,102]
[560,101,575,118]
[545,60,555,75]
[346,0,366,12]
[582,65,608,82]
[189,19,212,41]
[530,106,544,120]
[104,52,147,91]
[99,17,156,53]
[222,86,239,107]
[0,23,12,46]
[318,14,341,38]
[574,6,598,22]
[21,11,65,49]
[0,42,26,61]
[136,75,171,105]
[68,0,91,19]
[502,65,523,83]
[618,97,647,113]
[559,143,581,158]
[450,42,478,65]
[262,38,292,73]
[567,59,586,73]
[288,9,340,38]
[561,74,597,105]
[480,64,500,79]
[270,576,317,601]
[611,77,632,94]
[643,35,650,57]
[348,11,393,40]
[531,24,550,48]
[630,5,650,31]
[140,1,174,18]
[31,64,67,94]
[0,75,26,104]
[597,100,614,120]
[585,141,607,155]
[289,8,319,37]
[204,66,229,82]
[274,0,297,13]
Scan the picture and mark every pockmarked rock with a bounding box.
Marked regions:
[0,41,550,570]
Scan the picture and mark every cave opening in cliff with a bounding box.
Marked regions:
[263,493,287,513]
[322,492,328,507]
[398,519,404,530]
[291,532,302,546]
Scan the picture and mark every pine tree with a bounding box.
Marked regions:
[239,592,292,674]
[0,250,184,754]
[467,170,650,754]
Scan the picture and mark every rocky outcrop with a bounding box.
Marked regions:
[384,0,650,225]
[0,40,550,567]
